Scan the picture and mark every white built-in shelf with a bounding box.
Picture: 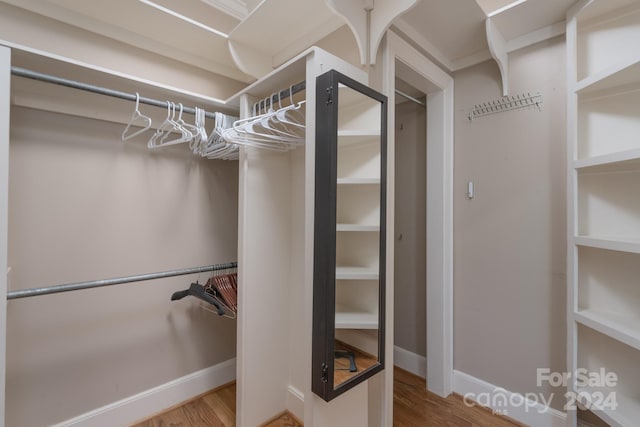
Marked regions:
[575,310,640,352]
[576,386,640,427]
[337,178,380,185]
[576,57,640,95]
[336,224,380,232]
[335,307,378,330]
[336,267,379,280]
[575,149,640,171]
[578,0,639,24]
[227,0,342,78]
[338,130,381,145]
[570,2,640,426]
[574,236,640,254]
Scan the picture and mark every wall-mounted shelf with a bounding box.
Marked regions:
[576,325,640,427]
[574,149,640,170]
[574,310,640,352]
[338,130,381,140]
[335,306,378,330]
[575,385,640,427]
[576,2,640,82]
[568,2,640,425]
[227,0,343,78]
[337,178,380,185]
[336,267,379,280]
[576,57,640,95]
[574,236,640,254]
[336,224,380,232]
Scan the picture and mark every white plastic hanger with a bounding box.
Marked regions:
[148,101,175,149]
[122,93,152,141]
[223,95,299,151]
[158,102,193,146]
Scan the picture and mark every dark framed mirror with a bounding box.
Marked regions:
[312,69,387,402]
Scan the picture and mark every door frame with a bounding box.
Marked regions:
[381,30,454,423]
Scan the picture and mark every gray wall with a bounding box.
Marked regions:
[394,100,427,357]
[7,107,238,425]
[453,37,567,409]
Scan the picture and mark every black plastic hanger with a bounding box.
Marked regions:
[171,282,225,316]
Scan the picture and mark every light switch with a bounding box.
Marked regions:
[466,181,474,199]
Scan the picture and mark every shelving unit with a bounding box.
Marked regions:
[567,1,640,425]
[235,47,376,425]
[576,326,640,426]
[334,83,383,345]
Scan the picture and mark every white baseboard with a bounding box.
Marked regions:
[286,385,305,422]
[453,370,566,427]
[393,346,426,378]
[53,358,237,427]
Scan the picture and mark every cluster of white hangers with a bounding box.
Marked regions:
[121,93,239,160]
[221,87,306,151]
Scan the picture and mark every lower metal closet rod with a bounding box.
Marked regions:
[6,262,238,300]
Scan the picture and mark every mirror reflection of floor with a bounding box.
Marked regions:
[333,340,378,387]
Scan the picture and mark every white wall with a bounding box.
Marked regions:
[453,37,567,410]
[6,106,238,426]
[394,100,426,358]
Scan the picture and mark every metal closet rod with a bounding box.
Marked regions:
[10,66,218,120]
[6,261,238,300]
[254,80,306,111]
[395,89,425,107]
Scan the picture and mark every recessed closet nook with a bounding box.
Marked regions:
[0,0,638,426]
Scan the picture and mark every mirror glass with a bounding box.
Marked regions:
[333,84,383,390]
[312,69,386,402]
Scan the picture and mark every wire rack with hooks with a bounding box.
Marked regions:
[468,92,542,121]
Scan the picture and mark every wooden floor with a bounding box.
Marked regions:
[132,368,523,427]
[393,367,524,427]
[334,340,378,386]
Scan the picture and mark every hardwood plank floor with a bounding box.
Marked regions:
[393,367,524,427]
[132,368,523,426]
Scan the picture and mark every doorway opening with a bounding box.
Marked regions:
[393,78,427,379]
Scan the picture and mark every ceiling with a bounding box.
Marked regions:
[394,0,576,72]
[1,0,577,84]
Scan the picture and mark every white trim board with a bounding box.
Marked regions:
[286,385,305,422]
[0,45,12,427]
[453,370,567,427]
[383,29,455,426]
[52,358,237,427]
[393,346,426,379]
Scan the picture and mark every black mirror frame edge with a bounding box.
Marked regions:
[311,69,388,402]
